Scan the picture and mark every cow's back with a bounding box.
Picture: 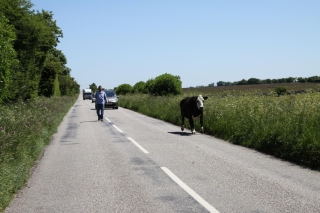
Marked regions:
[180,97,191,109]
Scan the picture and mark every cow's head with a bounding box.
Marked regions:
[194,95,208,110]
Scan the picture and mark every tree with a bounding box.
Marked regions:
[38,58,61,97]
[151,73,182,96]
[247,78,261,85]
[59,75,79,96]
[217,81,225,86]
[278,78,286,83]
[265,79,272,84]
[0,0,78,99]
[208,83,215,87]
[217,81,233,86]
[116,84,132,95]
[0,14,18,102]
[0,1,63,99]
[38,48,63,97]
[306,76,320,82]
[297,77,306,83]
[145,78,155,94]
[285,77,295,83]
[132,81,147,94]
[89,83,98,93]
[237,79,247,85]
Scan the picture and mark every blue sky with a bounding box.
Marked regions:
[31,0,319,89]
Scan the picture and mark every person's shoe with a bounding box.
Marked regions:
[100,119,103,121]
[98,118,100,121]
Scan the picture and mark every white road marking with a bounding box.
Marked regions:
[90,100,217,212]
[85,101,94,107]
[127,137,149,154]
[113,125,123,133]
[161,167,220,213]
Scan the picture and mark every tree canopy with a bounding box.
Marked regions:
[0,0,79,102]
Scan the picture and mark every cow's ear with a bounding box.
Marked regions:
[193,96,197,100]
[203,96,208,100]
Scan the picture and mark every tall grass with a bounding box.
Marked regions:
[119,92,320,170]
[0,96,77,212]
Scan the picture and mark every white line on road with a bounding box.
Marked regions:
[113,125,123,133]
[85,101,94,108]
[127,137,149,154]
[161,167,220,213]
[105,118,111,122]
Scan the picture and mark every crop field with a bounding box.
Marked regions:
[119,83,320,170]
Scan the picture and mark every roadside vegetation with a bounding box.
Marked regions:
[0,0,79,104]
[0,0,80,211]
[118,87,320,171]
[0,96,78,212]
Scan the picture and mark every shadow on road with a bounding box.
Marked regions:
[80,121,99,123]
[168,131,192,136]
[90,108,117,110]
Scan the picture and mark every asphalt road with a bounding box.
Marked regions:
[4,95,320,213]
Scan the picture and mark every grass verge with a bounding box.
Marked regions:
[0,96,77,212]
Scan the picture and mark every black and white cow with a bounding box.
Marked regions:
[180,95,208,134]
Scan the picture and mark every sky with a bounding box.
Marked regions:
[31,0,320,89]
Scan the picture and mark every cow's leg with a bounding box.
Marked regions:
[189,118,195,134]
[199,115,204,133]
[181,113,185,131]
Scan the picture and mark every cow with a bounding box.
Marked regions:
[180,95,208,134]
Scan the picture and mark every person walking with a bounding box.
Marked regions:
[94,85,108,121]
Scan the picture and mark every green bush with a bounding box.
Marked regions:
[274,87,287,96]
[150,73,182,96]
[145,78,155,94]
[132,81,147,94]
[116,83,132,95]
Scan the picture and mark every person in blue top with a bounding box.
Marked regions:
[94,85,108,121]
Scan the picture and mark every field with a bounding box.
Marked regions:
[119,82,320,170]
[183,82,320,95]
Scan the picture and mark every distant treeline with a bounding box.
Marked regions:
[0,0,79,103]
[191,76,320,88]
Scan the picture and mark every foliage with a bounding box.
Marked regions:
[58,75,79,96]
[297,77,306,83]
[215,76,320,87]
[89,83,98,93]
[237,79,248,85]
[0,14,18,103]
[53,73,60,96]
[247,78,261,84]
[0,96,78,212]
[0,0,77,101]
[132,81,147,94]
[145,78,155,94]
[149,73,182,96]
[306,76,320,82]
[217,81,236,86]
[274,87,287,96]
[119,91,320,170]
[116,83,132,95]
[38,49,62,97]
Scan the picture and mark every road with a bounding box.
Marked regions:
[4,96,320,213]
